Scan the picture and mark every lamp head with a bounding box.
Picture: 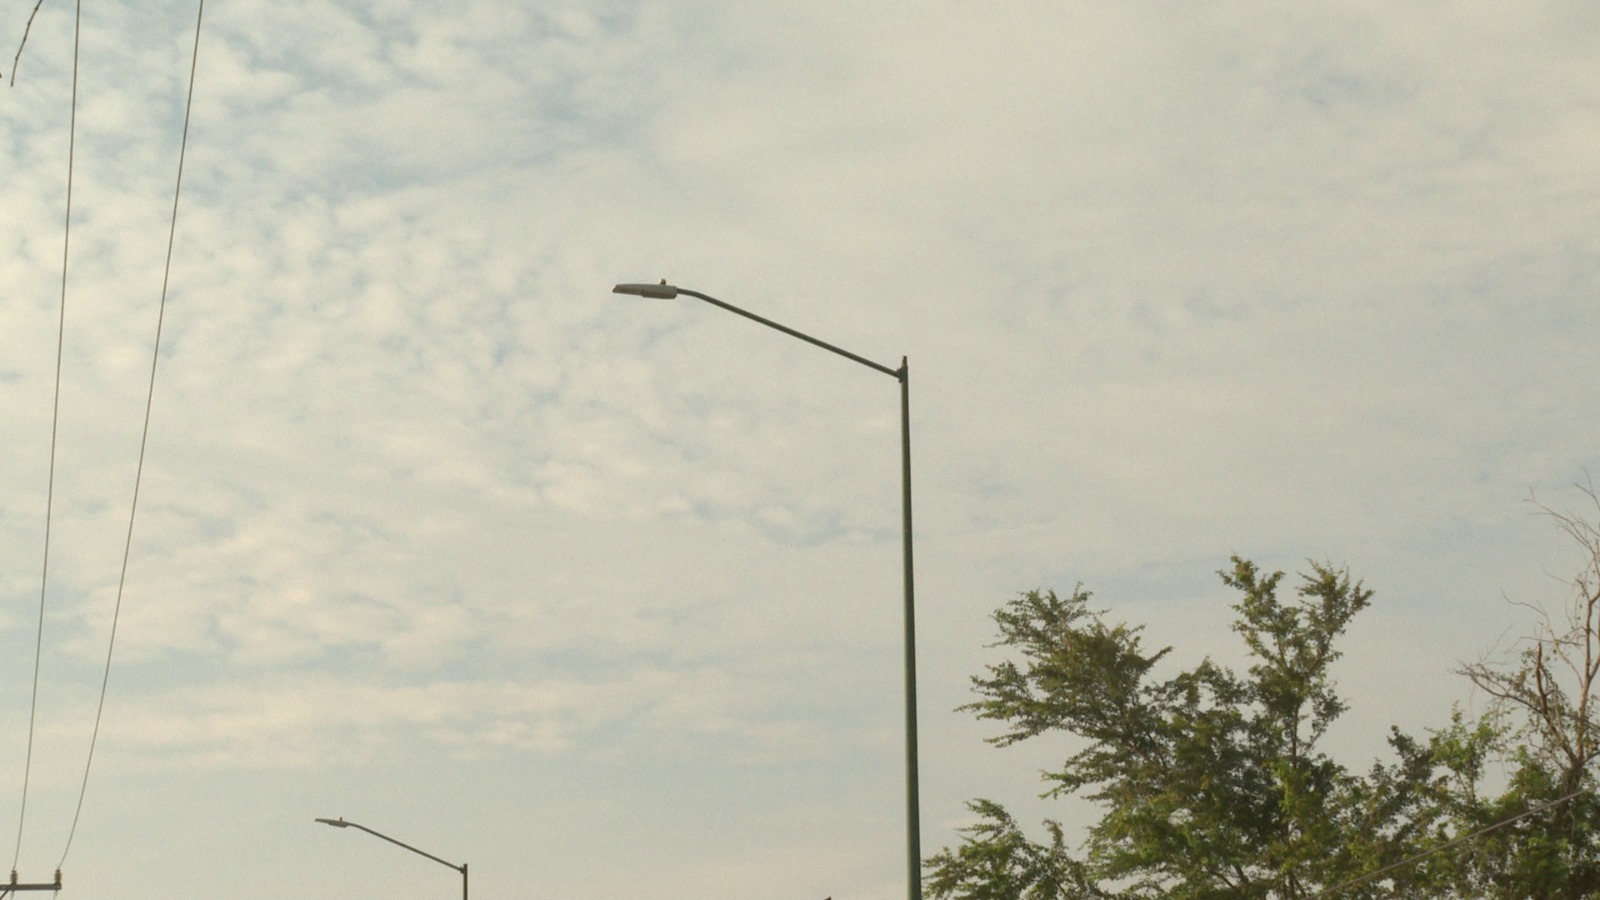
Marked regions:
[315,817,350,828]
[613,280,680,299]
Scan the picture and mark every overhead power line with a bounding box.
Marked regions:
[12,0,80,875]
[57,0,207,869]
[8,0,206,875]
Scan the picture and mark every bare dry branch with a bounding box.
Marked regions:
[9,0,48,86]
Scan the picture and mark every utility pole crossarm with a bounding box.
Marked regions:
[4,869,61,893]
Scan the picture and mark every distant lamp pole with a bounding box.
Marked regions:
[611,281,922,900]
[315,817,467,900]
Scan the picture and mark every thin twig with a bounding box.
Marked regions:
[9,0,47,86]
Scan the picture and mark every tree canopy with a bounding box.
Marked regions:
[928,526,1600,900]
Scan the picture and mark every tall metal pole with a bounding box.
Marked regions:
[611,283,922,900]
[899,357,921,900]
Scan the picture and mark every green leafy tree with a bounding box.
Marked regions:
[927,558,1446,900]
[933,497,1600,900]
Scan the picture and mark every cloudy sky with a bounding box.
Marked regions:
[2,1,1599,898]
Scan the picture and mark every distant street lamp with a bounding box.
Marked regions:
[315,817,467,900]
[611,281,922,900]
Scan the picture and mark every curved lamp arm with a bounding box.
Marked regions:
[613,283,904,381]
[316,817,468,900]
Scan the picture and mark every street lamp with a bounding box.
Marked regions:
[612,281,922,900]
[315,817,468,900]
